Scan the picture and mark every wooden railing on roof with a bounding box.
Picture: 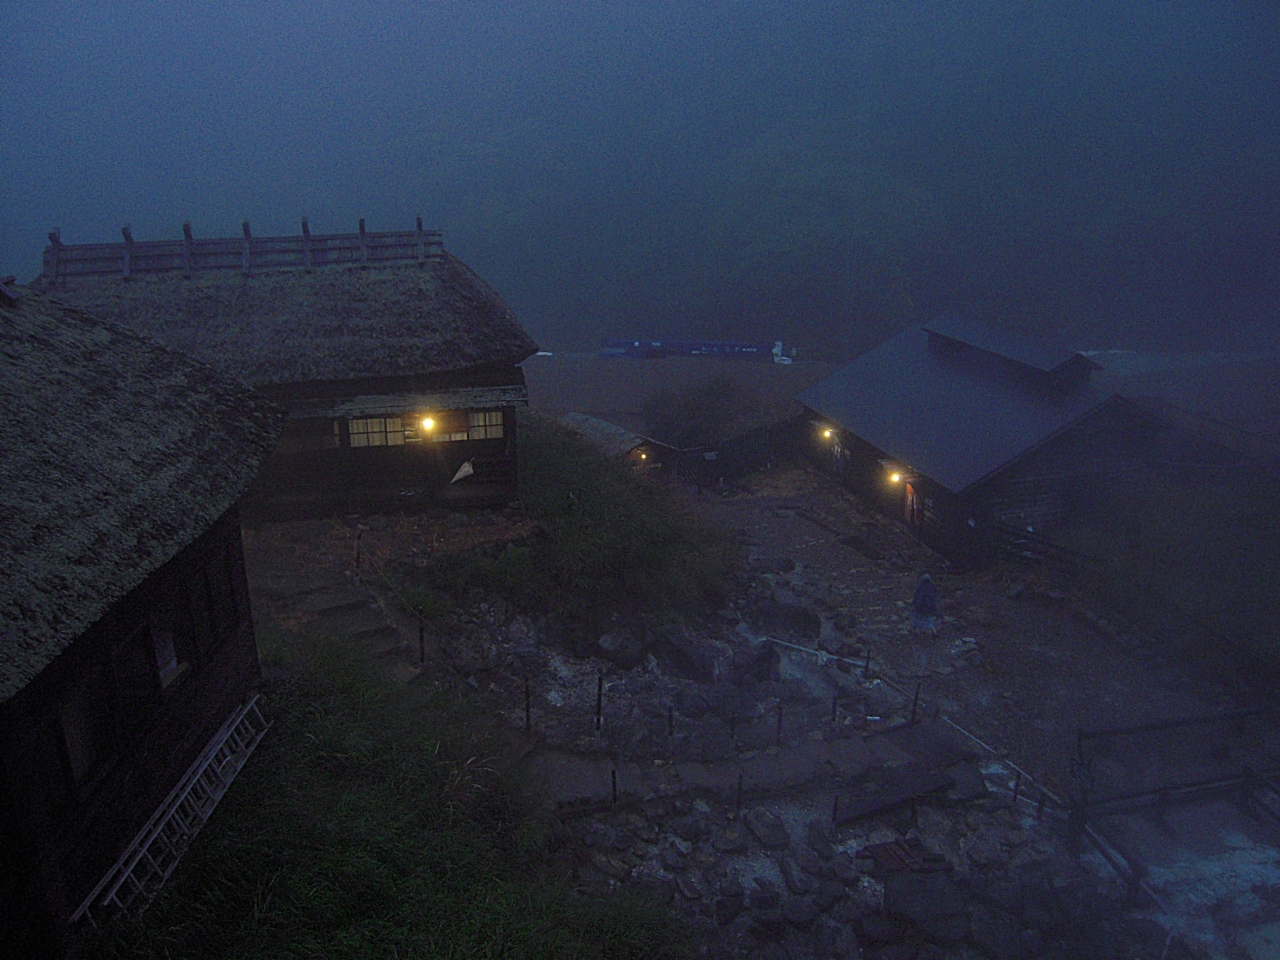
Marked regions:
[42,218,443,283]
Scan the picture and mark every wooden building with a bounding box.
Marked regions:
[799,316,1168,567]
[0,281,284,954]
[37,219,539,516]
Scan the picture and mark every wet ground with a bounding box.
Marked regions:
[240,464,1280,959]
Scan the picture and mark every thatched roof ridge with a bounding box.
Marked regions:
[37,252,539,387]
[0,286,285,701]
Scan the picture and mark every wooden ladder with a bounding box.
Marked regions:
[71,696,271,926]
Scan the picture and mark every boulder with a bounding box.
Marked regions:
[745,808,791,849]
[596,631,647,670]
[883,871,970,943]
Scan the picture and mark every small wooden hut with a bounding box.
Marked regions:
[37,219,539,516]
[0,281,284,955]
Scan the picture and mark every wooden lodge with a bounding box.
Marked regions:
[0,281,284,955]
[37,219,540,516]
[797,315,1250,568]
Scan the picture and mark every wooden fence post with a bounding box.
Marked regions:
[241,221,252,276]
[358,218,368,265]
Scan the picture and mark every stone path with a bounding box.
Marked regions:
[240,497,1277,959]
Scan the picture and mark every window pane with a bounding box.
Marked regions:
[350,433,368,447]
[387,430,405,446]
[386,417,402,431]
[369,431,387,446]
[350,419,367,434]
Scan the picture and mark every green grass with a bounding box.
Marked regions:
[395,412,736,633]
[78,631,690,960]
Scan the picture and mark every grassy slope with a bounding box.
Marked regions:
[80,633,688,959]
[398,412,736,634]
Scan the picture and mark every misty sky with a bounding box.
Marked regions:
[3,2,1278,358]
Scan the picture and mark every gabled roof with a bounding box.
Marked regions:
[560,413,648,458]
[0,285,285,701]
[924,314,1099,375]
[1093,350,1280,442]
[35,225,538,387]
[800,325,1113,494]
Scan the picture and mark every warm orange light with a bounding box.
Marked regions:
[822,429,833,438]
[640,453,647,460]
[421,417,435,432]
[890,472,901,483]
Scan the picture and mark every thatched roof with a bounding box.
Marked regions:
[0,285,285,701]
[36,252,539,388]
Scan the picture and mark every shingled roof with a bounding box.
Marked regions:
[0,284,285,701]
[36,227,539,387]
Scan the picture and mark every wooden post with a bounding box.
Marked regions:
[418,607,425,665]
[46,229,62,284]
[416,215,426,266]
[595,672,603,732]
[182,222,194,278]
[121,225,134,279]
[301,218,313,272]
[1036,789,1047,821]
[910,683,921,724]
[358,217,368,265]
[241,220,252,276]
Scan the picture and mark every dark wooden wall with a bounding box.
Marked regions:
[246,408,520,517]
[0,508,260,954]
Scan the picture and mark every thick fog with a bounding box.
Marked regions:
[3,1,1278,359]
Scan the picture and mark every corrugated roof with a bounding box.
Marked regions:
[799,327,1113,494]
[35,251,538,387]
[924,314,1094,374]
[0,287,285,701]
[560,414,647,458]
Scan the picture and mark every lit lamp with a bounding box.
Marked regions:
[889,472,901,483]
[822,429,833,439]
[421,416,435,432]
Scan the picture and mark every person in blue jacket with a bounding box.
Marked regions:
[912,572,939,634]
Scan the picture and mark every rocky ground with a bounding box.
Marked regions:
[240,464,1280,960]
